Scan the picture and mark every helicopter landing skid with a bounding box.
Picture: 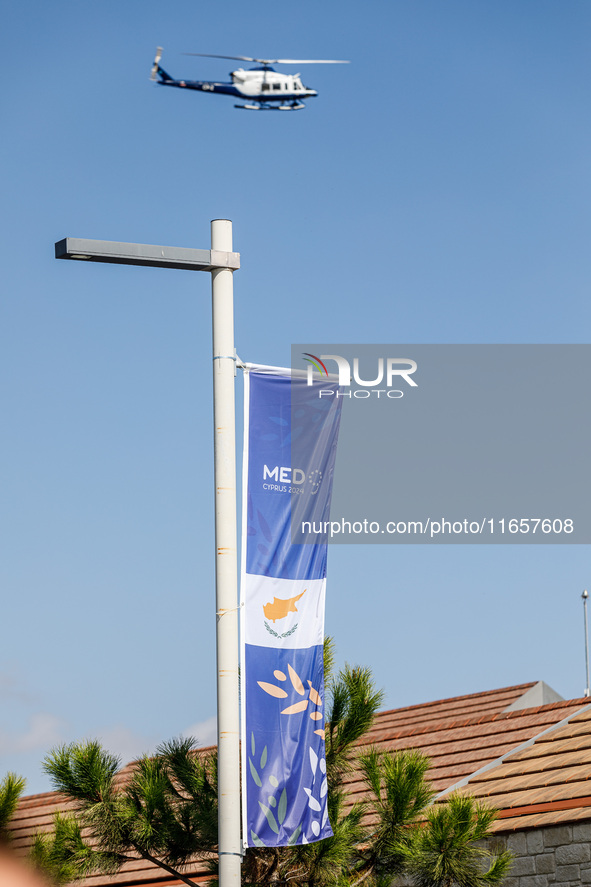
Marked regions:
[234,102,306,111]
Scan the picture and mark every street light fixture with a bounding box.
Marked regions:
[55,221,242,887]
[55,236,240,272]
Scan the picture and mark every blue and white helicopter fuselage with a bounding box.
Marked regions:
[151,49,347,110]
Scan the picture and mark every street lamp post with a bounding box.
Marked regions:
[210,220,241,887]
[55,222,242,887]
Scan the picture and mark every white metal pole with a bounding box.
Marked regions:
[211,220,241,887]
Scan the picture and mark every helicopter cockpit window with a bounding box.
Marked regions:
[261,83,270,91]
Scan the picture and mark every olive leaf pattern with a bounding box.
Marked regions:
[249,733,297,845]
[248,662,329,846]
[257,663,325,738]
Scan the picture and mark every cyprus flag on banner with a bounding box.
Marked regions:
[240,366,342,848]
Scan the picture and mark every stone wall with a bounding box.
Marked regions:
[499,821,591,887]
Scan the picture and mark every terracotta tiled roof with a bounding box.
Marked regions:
[362,682,538,733]
[342,687,590,816]
[7,682,591,885]
[448,701,591,832]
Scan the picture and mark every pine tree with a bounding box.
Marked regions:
[6,645,511,887]
[40,737,219,887]
[352,746,436,884]
[401,792,513,887]
[0,773,27,839]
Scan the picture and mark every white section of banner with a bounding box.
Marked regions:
[242,574,326,649]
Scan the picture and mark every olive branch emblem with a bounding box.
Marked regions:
[257,663,324,731]
[264,621,299,639]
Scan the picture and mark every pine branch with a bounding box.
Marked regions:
[0,773,26,838]
[130,842,202,887]
[402,792,513,887]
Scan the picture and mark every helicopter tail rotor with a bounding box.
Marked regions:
[150,46,164,81]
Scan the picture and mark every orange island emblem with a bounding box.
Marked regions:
[263,590,306,623]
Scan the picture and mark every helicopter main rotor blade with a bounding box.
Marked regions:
[271,59,350,64]
[183,53,259,62]
[183,52,349,65]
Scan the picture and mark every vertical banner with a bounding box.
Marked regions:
[240,367,342,848]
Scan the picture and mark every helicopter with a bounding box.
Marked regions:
[150,48,349,111]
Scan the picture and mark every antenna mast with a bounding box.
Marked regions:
[583,590,590,697]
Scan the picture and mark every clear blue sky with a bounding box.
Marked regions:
[2,0,591,795]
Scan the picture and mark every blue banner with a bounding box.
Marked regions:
[240,369,342,847]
